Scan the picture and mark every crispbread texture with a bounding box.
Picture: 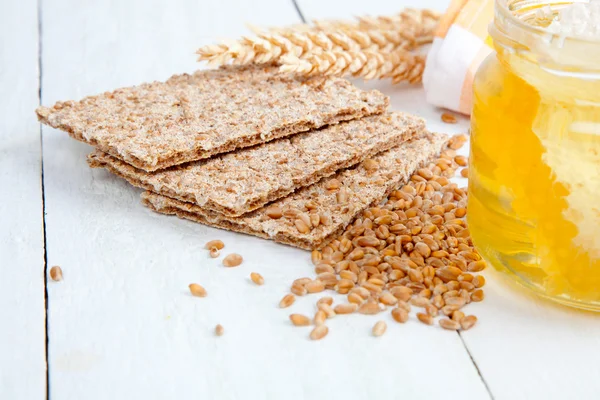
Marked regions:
[36,64,389,172]
[140,133,448,250]
[88,112,424,217]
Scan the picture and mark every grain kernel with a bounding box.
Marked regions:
[315,264,334,274]
[311,250,323,265]
[356,236,380,247]
[250,272,264,285]
[445,296,466,307]
[189,283,207,297]
[336,187,348,203]
[306,280,325,293]
[295,219,310,234]
[363,159,379,172]
[279,294,295,308]
[451,311,465,322]
[468,260,486,272]
[310,213,320,227]
[348,293,365,304]
[215,324,225,336]
[49,266,63,282]
[348,248,365,261]
[454,155,468,166]
[337,279,355,290]
[350,286,370,299]
[461,168,469,178]
[312,309,327,325]
[390,286,412,302]
[304,200,318,210]
[473,275,486,288]
[396,300,411,313]
[334,303,358,314]
[209,247,220,258]
[222,253,243,267]
[205,240,224,250]
[265,206,283,219]
[317,297,333,306]
[439,318,461,330]
[460,315,478,330]
[325,179,340,191]
[410,297,430,308]
[417,312,433,325]
[471,289,485,302]
[441,112,457,124]
[339,270,358,282]
[310,325,329,340]
[435,266,462,282]
[372,321,387,337]
[291,283,308,296]
[289,314,311,326]
[358,302,381,315]
[318,303,336,318]
[379,292,398,306]
[391,307,409,323]
[425,304,439,317]
[432,294,445,309]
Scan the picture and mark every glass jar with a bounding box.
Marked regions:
[469,0,600,310]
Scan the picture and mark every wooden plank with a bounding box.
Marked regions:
[0,1,47,398]
[41,0,489,398]
[299,1,600,399]
[460,275,600,400]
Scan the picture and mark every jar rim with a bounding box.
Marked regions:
[495,0,600,45]
[492,0,600,71]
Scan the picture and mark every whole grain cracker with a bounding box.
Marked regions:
[36,64,388,172]
[88,113,423,217]
[139,133,448,250]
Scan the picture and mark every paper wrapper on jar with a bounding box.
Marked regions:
[423,0,495,115]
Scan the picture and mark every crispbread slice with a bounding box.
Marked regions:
[88,112,424,217]
[36,64,388,172]
[140,133,448,250]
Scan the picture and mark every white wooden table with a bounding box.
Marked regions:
[2,0,600,399]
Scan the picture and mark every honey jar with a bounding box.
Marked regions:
[469,0,600,310]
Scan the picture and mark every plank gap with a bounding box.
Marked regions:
[291,0,307,23]
[458,332,495,400]
[37,0,50,398]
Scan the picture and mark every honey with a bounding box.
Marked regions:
[469,0,600,310]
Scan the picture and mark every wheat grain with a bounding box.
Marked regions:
[310,325,329,340]
[49,266,63,282]
[372,321,387,337]
[290,314,311,326]
[250,272,265,285]
[223,253,243,267]
[189,283,207,297]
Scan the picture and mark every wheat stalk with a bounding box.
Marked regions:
[197,8,437,84]
[198,30,383,66]
[279,48,425,84]
[197,8,439,66]
[314,8,440,46]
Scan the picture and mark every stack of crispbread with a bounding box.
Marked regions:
[36,64,448,250]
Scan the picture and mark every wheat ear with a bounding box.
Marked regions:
[279,48,425,84]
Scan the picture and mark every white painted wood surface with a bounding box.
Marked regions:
[39,0,488,399]
[3,0,600,399]
[0,1,47,399]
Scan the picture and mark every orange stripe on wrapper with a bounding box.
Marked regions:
[435,0,469,38]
